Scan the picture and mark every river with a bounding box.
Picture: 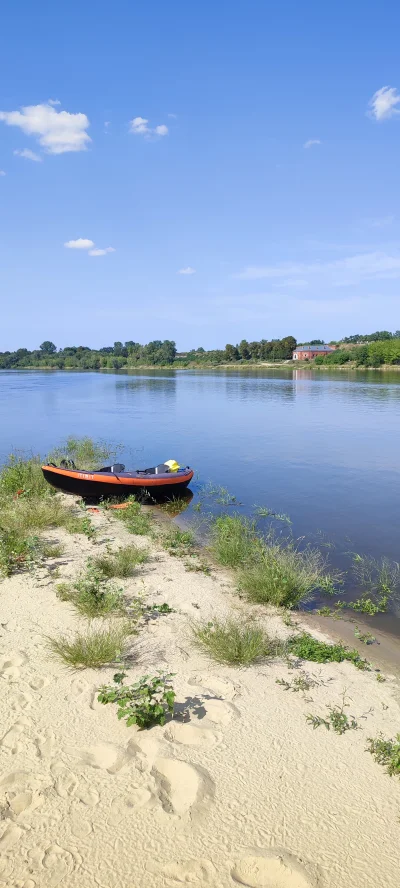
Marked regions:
[1,367,399,631]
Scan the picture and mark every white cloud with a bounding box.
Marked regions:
[368,86,400,121]
[168,113,177,119]
[0,102,91,154]
[304,139,321,148]
[130,116,168,137]
[178,266,196,275]
[88,247,115,256]
[237,251,400,286]
[48,98,61,106]
[0,170,5,176]
[104,121,110,131]
[14,148,42,162]
[64,238,95,250]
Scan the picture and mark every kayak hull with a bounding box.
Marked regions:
[42,465,194,500]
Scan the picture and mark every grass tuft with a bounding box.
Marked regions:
[239,541,337,609]
[210,514,260,568]
[93,544,148,578]
[0,453,50,499]
[47,622,132,669]
[193,618,283,666]
[110,498,152,536]
[162,526,194,557]
[48,437,121,470]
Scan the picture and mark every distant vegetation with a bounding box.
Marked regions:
[314,338,400,367]
[0,336,297,369]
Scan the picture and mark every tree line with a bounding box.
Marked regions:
[314,338,400,367]
[0,336,297,370]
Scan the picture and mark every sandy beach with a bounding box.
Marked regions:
[0,503,399,888]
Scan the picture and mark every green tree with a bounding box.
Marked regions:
[238,339,251,360]
[40,341,57,354]
[225,344,239,361]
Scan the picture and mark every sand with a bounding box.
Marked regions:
[0,505,399,888]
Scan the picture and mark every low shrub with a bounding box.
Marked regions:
[47,622,131,668]
[0,527,40,577]
[49,436,120,470]
[0,454,50,500]
[288,633,369,670]
[193,618,283,666]
[98,671,175,728]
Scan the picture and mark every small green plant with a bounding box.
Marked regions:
[47,622,131,668]
[162,526,194,557]
[367,733,400,776]
[146,602,175,614]
[160,497,190,516]
[193,618,283,666]
[93,544,148,578]
[307,695,358,735]
[183,557,211,575]
[56,563,123,617]
[98,671,176,729]
[348,595,388,615]
[276,672,317,693]
[354,626,377,645]
[112,498,152,536]
[316,606,333,616]
[41,542,64,559]
[288,633,369,670]
[376,673,386,683]
[254,505,292,524]
[202,482,237,505]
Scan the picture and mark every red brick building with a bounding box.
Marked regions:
[293,345,334,360]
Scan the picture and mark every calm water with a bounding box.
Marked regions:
[1,368,400,624]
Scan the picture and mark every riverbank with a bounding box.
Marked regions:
[0,499,399,888]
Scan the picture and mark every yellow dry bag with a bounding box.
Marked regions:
[164,459,180,473]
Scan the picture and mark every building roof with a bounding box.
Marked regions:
[294,345,333,352]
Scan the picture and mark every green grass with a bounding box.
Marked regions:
[56,564,123,617]
[239,540,337,608]
[93,544,148,578]
[367,733,400,776]
[193,618,284,666]
[49,436,121,470]
[288,633,369,670]
[210,515,261,568]
[111,498,153,535]
[47,622,132,669]
[162,526,194,557]
[0,527,40,577]
[0,453,50,499]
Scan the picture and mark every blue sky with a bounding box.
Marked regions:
[1,0,400,351]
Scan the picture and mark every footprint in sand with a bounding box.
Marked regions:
[33,844,78,888]
[27,674,50,692]
[231,852,318,888]
[50,762,78,799]
[69,741,131,774]
[11,691,33,712]
[188,674,240,700]
[76,783,100,807]
[68,677,90,700]
[108,787,154,824]
[1,717,31,754]
[8,790,44,818]
[0,652,27,683]
[152,758,214,817]
[0,823,23,850]
[35,730,57,759]
[164,722,223,748]
[156,858,218,883]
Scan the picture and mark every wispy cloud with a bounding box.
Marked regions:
[130,116,168,137]
[304,139,321,149]
[177,266,196,275]
[168,113,177,119]
[368,86,400,121]
[14,148,42,162]
[0,170,5,176]
[0,102,91,154]
[48,98,61,106]
[88,247,115,257]
[64,238,95,249]
[237,251,400,286]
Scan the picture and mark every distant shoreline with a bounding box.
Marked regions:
[2,361,400,373]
